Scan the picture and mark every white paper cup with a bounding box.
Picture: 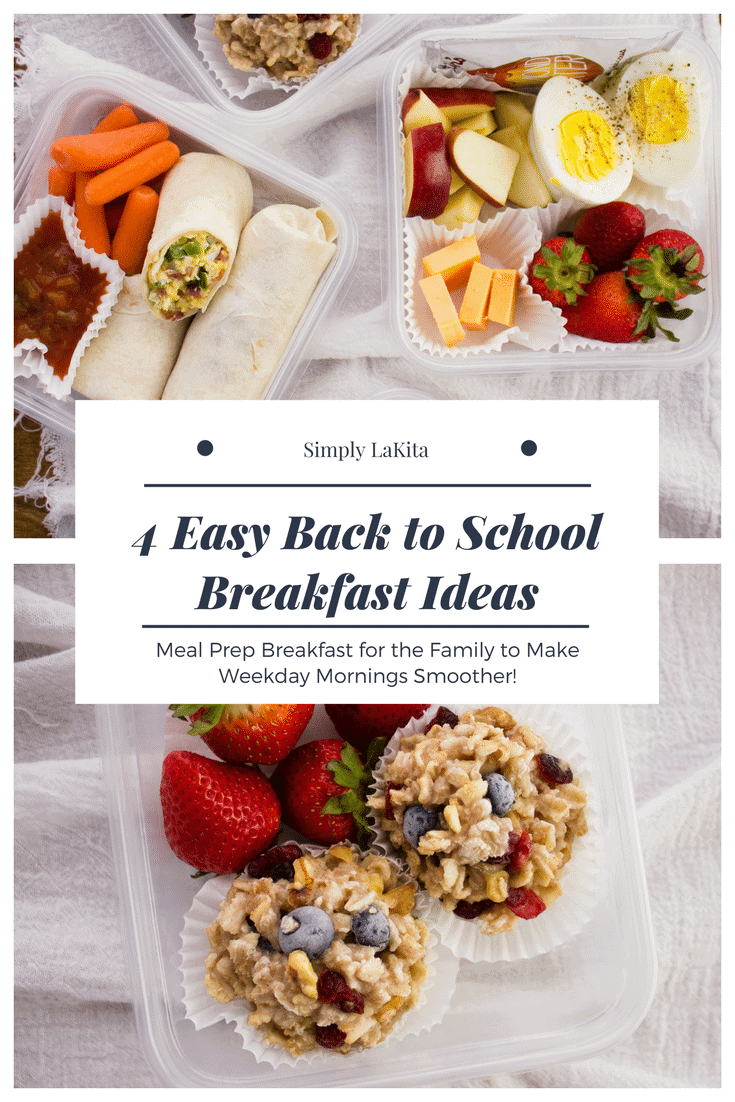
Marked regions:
[14,195,123,400]
[527,199,707,352]
[405,212,565,357]
[370,705,602,963]
[194,15,363,100]
[180,844,458,1067]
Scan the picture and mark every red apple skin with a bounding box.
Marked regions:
[401,90,421,122]
[404,123,451,219]
[417,86,496,112]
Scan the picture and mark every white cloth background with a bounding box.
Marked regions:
[13,12,721,538]
[14,563,720,1087]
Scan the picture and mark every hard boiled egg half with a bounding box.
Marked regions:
[529,77,633,204]
[604,51,702,188]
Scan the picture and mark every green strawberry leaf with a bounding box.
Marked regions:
[329,762,362,788]
[168,704,225,736]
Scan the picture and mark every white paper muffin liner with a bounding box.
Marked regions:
[369,704,602,964]
[405,213,565,357]
[180,844,458,1067]
[14,194,123,400]
[194,14,363,100]
[524,199,707,353]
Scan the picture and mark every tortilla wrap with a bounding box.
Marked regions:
[142,152,253,320]
[162,204,337,400]
[72,275,191,399]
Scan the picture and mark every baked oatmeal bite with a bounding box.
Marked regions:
[204,842,428,1055]
[213,15,361,81]
[369,706,588,936]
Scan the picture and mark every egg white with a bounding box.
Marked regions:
[529,77,633,205]
[605,51,702,188]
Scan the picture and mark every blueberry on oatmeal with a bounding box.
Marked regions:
[204,845,429,1055]
[369,706,588,936]
[485,773,515,816]
[402,804,441,849]
[351,906,391,951]
[278,906,335,961]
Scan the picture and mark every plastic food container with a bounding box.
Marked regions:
[13,72,359,438]
[96,702,656,1087]
[381,24,721,374]
[139,14,413,123]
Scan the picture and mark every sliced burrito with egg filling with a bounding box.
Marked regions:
[72,275,191,399]
[142,152,253,321]
[162,204,337,400]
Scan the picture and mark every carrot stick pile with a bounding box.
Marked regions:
[45,103,179,274]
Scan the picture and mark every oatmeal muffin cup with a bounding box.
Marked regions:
[369,705,599,962]
[206,15,361,86]
[180,842,456,1064]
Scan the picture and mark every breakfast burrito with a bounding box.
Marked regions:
[161,203,337,400]
[72,275,191,399]
[142,152,253,321]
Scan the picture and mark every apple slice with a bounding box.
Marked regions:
[402,90,450,135]
[432,185,485,231]
[449,167,466,195]
[454,109,496,137]
[492,92,534,135]
[447,127,520,208]
[403,123,452,219]
[413,86,496,123]
[491,124,552,208]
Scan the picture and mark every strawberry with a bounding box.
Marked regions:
[562,270,691,344]
[160,750,280,873]
[271,738,376,845]
[562,270,646,342]
[626,229,706,304]
[529,236,595,308]
[324,704,428,755]
[572,201,646,273]
[168,704,314,765]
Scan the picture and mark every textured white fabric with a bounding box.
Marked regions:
[13,563,720,1087]
[13,12,721,537]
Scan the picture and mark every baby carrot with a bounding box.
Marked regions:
[92,103,140,133]
[74,171,111,256]
[111,185,160,275]
[84,140,180,206]
[50,120,169,172]
[48,164,75,203]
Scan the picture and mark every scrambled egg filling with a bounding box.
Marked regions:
[146,232,229,319]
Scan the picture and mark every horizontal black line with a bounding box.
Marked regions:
[143,624,589,630]
[143,483,591,489]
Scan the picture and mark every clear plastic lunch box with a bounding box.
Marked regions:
[380,24,721,374]
[138,14,414,122]
[96,701,656,1087]
[13,72,360,438]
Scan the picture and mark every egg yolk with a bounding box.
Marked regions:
[626,74,689,144]
[557,110,618,182]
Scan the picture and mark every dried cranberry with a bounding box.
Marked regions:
[508,829,533,871]
[247,843,303,880]
[298,14,328,21]
[384,782,399,820]
[317,969,365,1014]
[453,899,496,920]
[536,752,573,787]
[506,887,546,920]
[433,706,460,729]
[315,1023,347,1049]
[308,32,332,60]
